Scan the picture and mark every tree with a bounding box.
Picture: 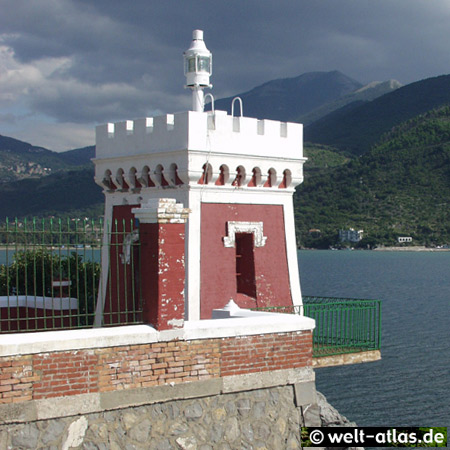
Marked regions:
[0,249,100,326]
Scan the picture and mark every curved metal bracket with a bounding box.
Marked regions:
[205,93,215,114]
[231,97,244,117]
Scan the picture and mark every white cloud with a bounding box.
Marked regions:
[0,44,71,105]
[10,121,95,152]
[0,40,188,149]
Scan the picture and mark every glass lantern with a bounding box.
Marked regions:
[184,30,212,87]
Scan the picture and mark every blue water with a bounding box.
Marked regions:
[298,250,450,427]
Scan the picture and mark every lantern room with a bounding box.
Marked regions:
[184,30,212,112]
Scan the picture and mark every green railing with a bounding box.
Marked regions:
[254,296,382,357]
[0,217,142,333]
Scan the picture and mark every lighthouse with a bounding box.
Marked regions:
[93,30,307,324]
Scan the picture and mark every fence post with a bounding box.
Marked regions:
[132,199,190,331]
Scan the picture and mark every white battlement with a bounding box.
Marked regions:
[95,110,303,160]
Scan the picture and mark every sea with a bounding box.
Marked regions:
[298,250,450,427]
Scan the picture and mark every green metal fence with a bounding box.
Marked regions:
[0,217,142,333]
[303,296,381,357]
[254,296,382,357]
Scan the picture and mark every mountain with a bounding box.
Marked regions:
[0,135,52,154]
[208,71,363,122]
[304,74,450,155]
[0,136,100,219]
[297,79,402,126]
[0,135,94,183]
[58,146,95,166]
[295,105,450,248]
[0,166,103,219]
[0,135,69,182]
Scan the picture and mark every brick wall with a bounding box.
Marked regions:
[221,331,312,376]
[0,356,36,404]
[0,330,311,405]
[33,351,98,399]
[96,340,220,392]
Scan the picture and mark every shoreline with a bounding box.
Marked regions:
[373,246,450,252]
[299,246,450,252]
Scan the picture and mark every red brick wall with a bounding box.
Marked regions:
[221,331,312,377]
[0,356,36,403]
[96,340,220,391]
[0,330,311,405]
[33,351,98,399]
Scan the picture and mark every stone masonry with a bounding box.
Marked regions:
[2,385,307,449]
[0,387,357,449]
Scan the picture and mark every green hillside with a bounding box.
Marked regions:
[0,166,103,220]
[0,136,101,220]
[0,136,94,183]
[58,146,95,166]
[303,143,351,173]
[0,135,71,182]
[304,74,450,155]
[295,106,450,248]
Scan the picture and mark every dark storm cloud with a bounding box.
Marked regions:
[0,0,449,148]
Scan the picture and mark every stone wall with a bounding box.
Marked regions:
[2,384,311,449]
[0,387,358,449]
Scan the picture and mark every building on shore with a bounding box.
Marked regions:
[339,227,364,243]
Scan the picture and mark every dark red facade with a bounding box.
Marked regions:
[139,222,185,330]
[200,203,293,319]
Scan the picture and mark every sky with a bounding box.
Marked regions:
[0,0,449,152]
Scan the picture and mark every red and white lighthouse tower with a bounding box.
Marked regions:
[93,30,306,324]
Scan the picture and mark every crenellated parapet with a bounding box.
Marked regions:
[96,110,303,158]
[94,110,306,192]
